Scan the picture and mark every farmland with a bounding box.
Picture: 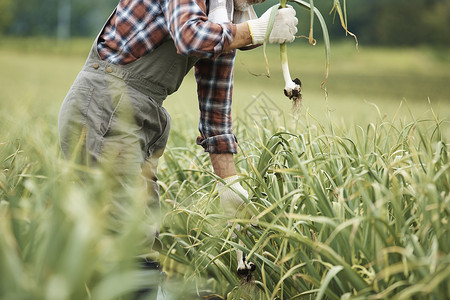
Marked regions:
[0,38,449,299]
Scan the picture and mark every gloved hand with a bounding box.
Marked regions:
[217,175,256,219]
[217,175,257,279]
[246,5,298,45]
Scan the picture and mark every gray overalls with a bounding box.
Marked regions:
[58,15,198,250]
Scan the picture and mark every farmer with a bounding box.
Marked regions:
[58,0,297,295]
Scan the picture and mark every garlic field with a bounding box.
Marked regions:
[0,39,449,299]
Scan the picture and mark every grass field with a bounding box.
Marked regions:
[1,37,449,131]
[0,38,449,299]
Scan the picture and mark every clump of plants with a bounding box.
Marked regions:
[159,103,449,299]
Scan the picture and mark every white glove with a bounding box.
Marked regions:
[217,175,256,218]
[246,5,298,45]
[217,175,257,278]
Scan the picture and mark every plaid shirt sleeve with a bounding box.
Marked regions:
[195,50,238,154]
[160,0,236,58]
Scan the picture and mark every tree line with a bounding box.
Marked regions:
[0,0,449,46]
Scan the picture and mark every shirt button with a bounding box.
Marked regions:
[93,63,99,69]
[106,67,113,73]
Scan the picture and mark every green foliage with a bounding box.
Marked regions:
[259,0,450,46]
[159,105,450,299]
[0,0,13,33]
[373,0,450,46]
[1,102,449,298]
[0,112,162,299]
[0,38,449,299]
[6,0,116,37]
[1,0,449,45]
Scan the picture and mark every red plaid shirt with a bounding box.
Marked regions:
[98,0,238,153]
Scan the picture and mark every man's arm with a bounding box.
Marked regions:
[195,51,238,155]
[162,0,236,58]
[210,153,237,179]
[162,0,296,58]
[223,23,252,52]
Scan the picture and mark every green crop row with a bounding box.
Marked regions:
[157,104,449,299]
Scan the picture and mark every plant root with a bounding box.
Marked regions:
[283,78,302,101]
[284,78,302,116]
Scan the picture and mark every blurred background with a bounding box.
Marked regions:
[1,0,449,46]
[0,0,449,137]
